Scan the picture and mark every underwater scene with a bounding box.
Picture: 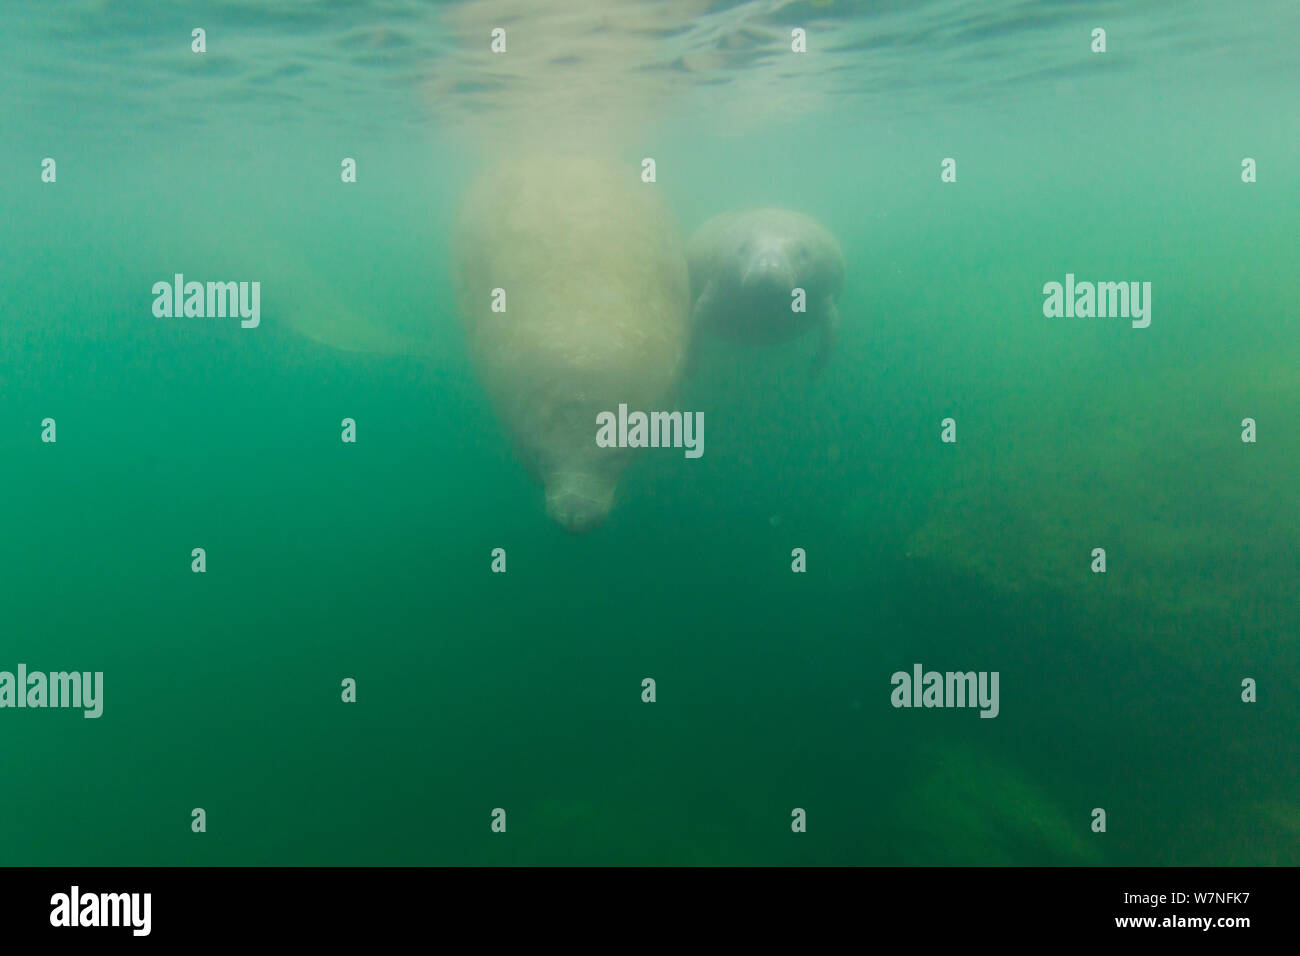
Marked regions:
[2,0,1298,866]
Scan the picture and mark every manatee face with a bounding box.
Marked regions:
[737,231,802,295]
[544,469,617,534]
[717,210,841,303]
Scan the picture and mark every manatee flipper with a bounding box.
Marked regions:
[224,234,436,356]
[810,299,839,379]
[684,280,716,380]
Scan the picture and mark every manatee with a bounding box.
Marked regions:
[686,208,845,376]
[452,154,691,533]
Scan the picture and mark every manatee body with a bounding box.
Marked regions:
[452,155,691,533]
[686,208,845,374]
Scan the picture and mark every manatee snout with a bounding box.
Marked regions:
[544,470,616,534]
[741,244,796,294]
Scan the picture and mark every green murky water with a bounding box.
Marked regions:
[2,0,1297,865]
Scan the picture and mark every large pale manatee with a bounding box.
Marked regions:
[452,155,692,533]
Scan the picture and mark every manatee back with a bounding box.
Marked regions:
[453,155,690,388]
[451,153,692,489]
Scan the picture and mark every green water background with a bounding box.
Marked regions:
[1,1,1298,865]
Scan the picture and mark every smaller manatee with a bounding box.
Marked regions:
[686,208,846,376]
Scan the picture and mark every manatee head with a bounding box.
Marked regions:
[544,468,618,534]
